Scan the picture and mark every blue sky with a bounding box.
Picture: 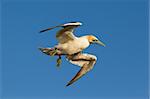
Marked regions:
[1,0,148,99]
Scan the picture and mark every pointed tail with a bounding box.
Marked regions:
[39,48,54,55]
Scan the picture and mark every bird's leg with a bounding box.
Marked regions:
[49,47,62,67]
[49,47,59,56]
[56,55,62,68]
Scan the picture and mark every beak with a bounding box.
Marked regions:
[95,40,106,47]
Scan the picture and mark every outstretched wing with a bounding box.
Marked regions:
[40,22,82,44]
[66,53,97,86]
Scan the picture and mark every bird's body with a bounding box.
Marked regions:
[39,22,105,87]
[56,36,90,55]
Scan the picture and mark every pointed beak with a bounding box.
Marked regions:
[95,40,106,47]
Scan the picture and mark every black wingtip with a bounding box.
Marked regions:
[39,29,48,33]
[39,25,62,33]
[65,81,74,87]
[66,83,71,87]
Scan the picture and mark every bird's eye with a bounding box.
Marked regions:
[93,39,98,42]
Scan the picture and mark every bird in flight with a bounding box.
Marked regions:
[39,22,105,87]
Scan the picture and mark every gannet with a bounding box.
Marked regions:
[39,22,105,86]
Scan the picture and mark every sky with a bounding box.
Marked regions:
[1,0,149,99]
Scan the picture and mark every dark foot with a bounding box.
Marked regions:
[56,56,62,68]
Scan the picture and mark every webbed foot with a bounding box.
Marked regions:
[56,56,62,68]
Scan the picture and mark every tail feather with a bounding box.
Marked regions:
[39,48,53,55]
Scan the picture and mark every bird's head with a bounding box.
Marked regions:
[86,35,105,47]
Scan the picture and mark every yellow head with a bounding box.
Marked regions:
[86,35,105,47]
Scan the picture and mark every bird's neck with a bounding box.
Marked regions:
[82,35,93,44]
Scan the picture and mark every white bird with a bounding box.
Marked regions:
[39,22,105,86]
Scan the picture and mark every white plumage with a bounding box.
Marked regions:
[39,22,105,86]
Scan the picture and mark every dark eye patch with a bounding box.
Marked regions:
[93,39,98,41]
